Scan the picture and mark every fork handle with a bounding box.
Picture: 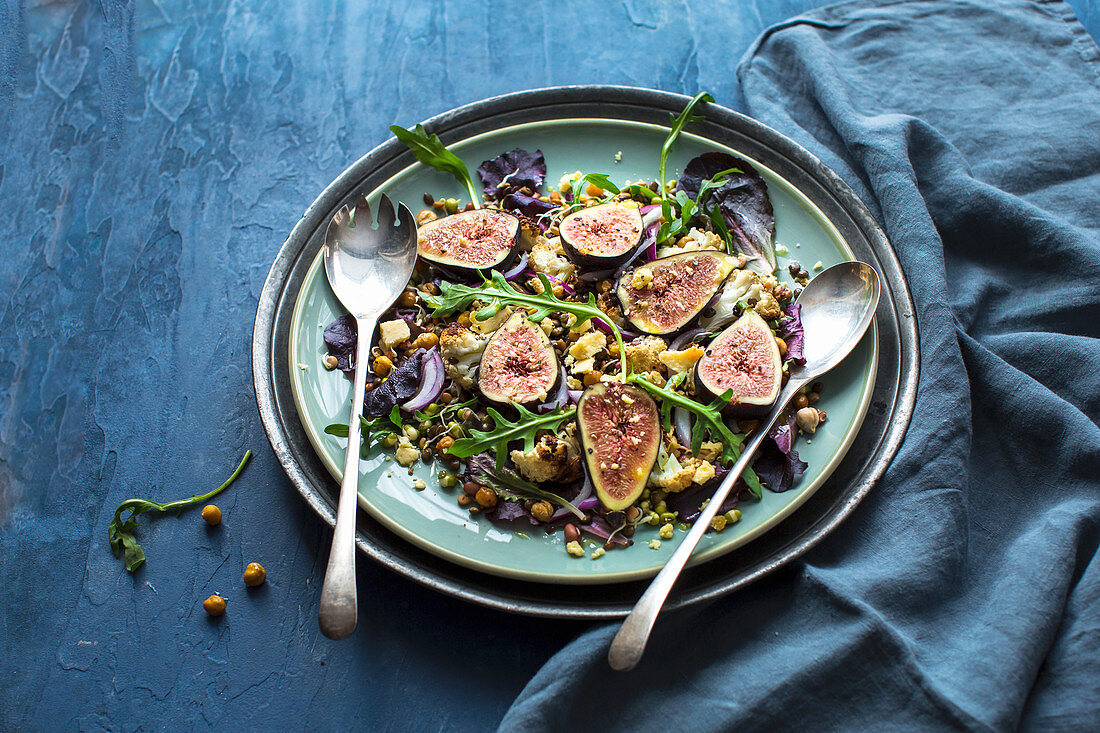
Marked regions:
[318,315,374,639]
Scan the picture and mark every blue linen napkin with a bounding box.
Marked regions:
[500,1,1100,730]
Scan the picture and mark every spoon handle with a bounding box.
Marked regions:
[607,381,803,671]
[318,316,374,639]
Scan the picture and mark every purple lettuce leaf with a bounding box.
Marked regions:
[581,515,631,546]
[363,350,422,418]
[779,303,805,365]
[477,148,546,199]
[676,152,775,273]
[500,190,555,222]
[753,445,807,494]
[491,499,534,524]
[323,314,358,373]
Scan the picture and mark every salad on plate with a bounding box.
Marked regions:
[321,94,828,559]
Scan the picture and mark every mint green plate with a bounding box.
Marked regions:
[288,119,877,584]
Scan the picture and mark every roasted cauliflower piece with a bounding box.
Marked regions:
[509,427,582,484]
[439,323,488,389]
[624,336,668,374]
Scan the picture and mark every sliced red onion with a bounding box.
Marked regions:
[592,317,638,342]
[673,406,693,447]
[567,389,583,404]
[537,366,569,413]
[551,471,594,522]
[669,327,708,351]
[639,204,661,215]
[400,348,444,412]
[503,252,529,280]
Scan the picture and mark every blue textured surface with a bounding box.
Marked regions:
[1,1,1098,731]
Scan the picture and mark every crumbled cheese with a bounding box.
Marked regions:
[566,330,607,374]
[775,244,789,256]
[591,547,606,559]
[692,460,716,485]
[297,363,309,371]
[614,151,622,163]
[698,441,724,461]
[566,540,585,557]
[468,306,510,334]
[379,319,411,350]
[658,346,704,375]
[558,171,582,193]
[648,539,662,550]
[656,227,723,258]
[394,437,421,467]
[813,261,823,270]
[630,268,653,290]
[412,477,426,490]
[659,523,674,540]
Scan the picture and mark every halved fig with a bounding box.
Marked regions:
[559,202,643,268]
[694,310,782,417]
[576,382,661,511]
[417,209,519,274]
[616,251,738,335]
[477,311,560,405]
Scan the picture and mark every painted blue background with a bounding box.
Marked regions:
[1,1,1097,730]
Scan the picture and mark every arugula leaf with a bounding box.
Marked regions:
[325,407,403,459]
[423,271,628,376]
[107,451,253,572]
[466,454,588,521]
[449,403,575,468]
[390,123,480,206]
[657,92,714,198]
[626,374,761,495]
[625,184,658,201]
[570,173,620,204]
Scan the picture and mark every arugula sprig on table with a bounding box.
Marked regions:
[448,403,575,468]
[390,123,480,207]
[423,271,628,376]
[108,450,253,572]
[325,406,404,458]
[657,92,713,198]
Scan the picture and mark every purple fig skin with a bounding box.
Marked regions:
[576,382,661,511]
[693,310,782,418]
[559,202,644,269]
[417,209,520,276]
[616,251,738,335]
[477,311,561,407]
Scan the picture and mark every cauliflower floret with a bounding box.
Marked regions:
[753,291,782,320]
[699,269,771,330]
[439,323,488,389]
[648,448,695,492]
[656,227,723,258]
[509,427,582,483]
[625,336,667,374]
[658,346,704,376]
[394,437,421,467]
[566,330,607,374]
[379,319,410,350]
[529,236,575,282]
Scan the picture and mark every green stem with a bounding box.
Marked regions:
[113,450,253,521]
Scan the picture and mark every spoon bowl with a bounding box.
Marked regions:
[318,193,418,640]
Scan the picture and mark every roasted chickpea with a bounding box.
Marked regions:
[243,562,267,587]
[475,487,498,509]
[201,505,222,526]
[373,355,393,376]
[203,595,226,616]
[531,500,554,523]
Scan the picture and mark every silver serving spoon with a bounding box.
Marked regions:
[319,193,418,640]
[608,261,881,670]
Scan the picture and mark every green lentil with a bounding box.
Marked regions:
[438,471,457,488]
[724,509,741,524]
[383,433,399,448]
[659,512,677,524]
[646,511,661,526]
[403,426,419,442]
[444,198,459,213]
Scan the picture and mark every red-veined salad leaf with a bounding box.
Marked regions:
[477,148,547,198]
